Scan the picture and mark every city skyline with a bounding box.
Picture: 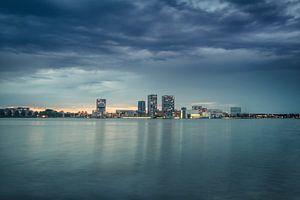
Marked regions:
[0,94,241,114]
[0,92,295,114]
[2,97,299,119]
[0,0,300,113]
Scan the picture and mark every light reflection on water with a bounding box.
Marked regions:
[0,118,299,200]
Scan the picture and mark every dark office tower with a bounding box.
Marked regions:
[147,94,158,118]
[138,101,146,116]
[96,98,106,118]
[162,95,175,119]
[181,107,187,119]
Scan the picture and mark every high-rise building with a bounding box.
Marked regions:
[181,107,187,119]
[96,98,106,118]
[162,95,175,118]
[147,94,157,118]
[138,100,146,116]
[230,107,241,116]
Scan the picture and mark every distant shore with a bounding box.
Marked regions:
[1,107,299,119]
[1,117,299,120]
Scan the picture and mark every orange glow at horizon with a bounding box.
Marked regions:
[30,105,138,113]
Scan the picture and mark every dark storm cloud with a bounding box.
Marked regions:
[0,0,299,77]
[226,0,287,23]
[0,0,299,57]
[0,0,141,50]
[0,1,162,52]
[0,0,62,17]
[0,0,300,112]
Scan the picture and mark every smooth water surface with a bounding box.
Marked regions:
[0,119,299,200]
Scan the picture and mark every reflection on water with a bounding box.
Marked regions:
[0,119,299,200]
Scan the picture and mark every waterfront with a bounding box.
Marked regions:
[0,119,299,200]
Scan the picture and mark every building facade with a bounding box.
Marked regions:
[137,101,146,116]
[230,107,242,116]
[189,105,209,119]
[162,95,175,118]
[208,109,223,119]
[96,98,106,118]
[147,94,158,118]
[116,110,137,118]
[181,107,187,119]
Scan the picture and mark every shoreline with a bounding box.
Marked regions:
[0,117,299,120]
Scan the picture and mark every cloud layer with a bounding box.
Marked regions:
[0,0,299,112]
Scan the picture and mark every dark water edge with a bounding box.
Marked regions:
[0,118,299,200]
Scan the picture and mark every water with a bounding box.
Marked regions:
[0,119,299,200]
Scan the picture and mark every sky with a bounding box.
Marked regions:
[0,0,300,113]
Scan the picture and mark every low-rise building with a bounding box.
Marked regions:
[116,110,137,118]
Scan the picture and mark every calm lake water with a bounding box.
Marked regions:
[0,118,299,200]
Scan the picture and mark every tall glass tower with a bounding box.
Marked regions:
[96,98,106,118]
[138,101,146,116]
[147,94,157,118]
[162,95,175,118]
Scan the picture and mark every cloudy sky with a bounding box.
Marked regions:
[0,0,299,113]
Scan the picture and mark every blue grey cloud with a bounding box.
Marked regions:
[0,0,299,112]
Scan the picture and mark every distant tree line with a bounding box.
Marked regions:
[0,108,79,118]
